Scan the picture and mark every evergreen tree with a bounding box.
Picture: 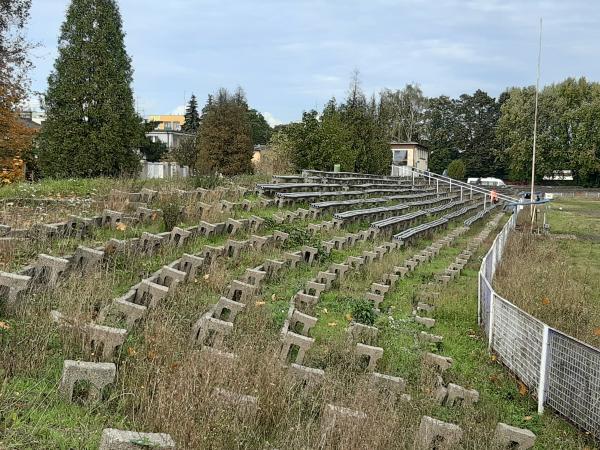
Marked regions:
[37,0,141,178]
[196,87,254,175]
[182,94,200,133]
[247,109,272,145]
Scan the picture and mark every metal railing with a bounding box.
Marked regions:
[400,166,520,205]
[479,206,600,439]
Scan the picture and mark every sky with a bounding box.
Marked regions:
[25,0,600,125]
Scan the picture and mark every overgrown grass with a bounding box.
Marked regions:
[495,198,600,348]
[1,191,597,449]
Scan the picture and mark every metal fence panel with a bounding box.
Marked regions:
[546,330,600,439]
[491,295,544,394]
[479,274,492,337]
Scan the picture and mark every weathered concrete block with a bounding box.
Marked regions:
[213,296,246,322]
[191,314,233,349]
[263,259,285,278]
[157,266,187,293]
[102,210,123,228]
[294,292,319,310]
[423,353,453,373]
[99,428,175,450]
[283,251,302,268]
[414,416,463,450]
[212,387,258,418]
[347,321,379,345]
[365,291,384,310]
[329,263,349,280]
[170,227,191,247]
[301,246,319,265]
[445,383,479,407]
[305,281,326,297]
[59,360,116,402]
[289,308,318,336]
[249,234,272,251]
[134,279,170,308]
[243,268,267,287]
[71,246,104,272]
[280,330,314,364]
[85,324,128,359]
[0,271,31,306]
[369,372,407,402]
[138,232,165,255]
[493,423,536,449]
[273,230,289,247]
[419,331,443,344]
[371,283,389,296]
[315,271,337,289]
[355,343,383,372]
[34,254,69,286]
[224,239,249,258]
[178,254,205,281]
[289,363,324,389]
[415,315,436,328]
[321,404,367,440]
[227,280,256,304]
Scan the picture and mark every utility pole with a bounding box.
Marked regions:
[530,18,543,226]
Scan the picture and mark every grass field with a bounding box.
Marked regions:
[495,197,600,348]
[0,179,597,449]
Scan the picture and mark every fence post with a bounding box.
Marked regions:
[477,271,481,326]
[487,291,495,350]
[460,186,463,201]
[436,179,439,194]
[537,326,550,414]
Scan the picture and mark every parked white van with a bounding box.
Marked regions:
[466,177,506,187]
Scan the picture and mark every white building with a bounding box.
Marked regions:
[390,141,429,177]
[145,130,193,150]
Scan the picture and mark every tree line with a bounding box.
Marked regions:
[3,0,600,185]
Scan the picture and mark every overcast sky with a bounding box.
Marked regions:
[26,0,600,125]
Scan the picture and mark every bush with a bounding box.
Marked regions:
[351,299,376,325]
[447,159,466,181]
[160,200,183,231]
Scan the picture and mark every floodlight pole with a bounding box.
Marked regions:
[530,18,543,226]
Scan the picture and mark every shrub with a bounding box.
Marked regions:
[351,299,376,326]
[447,159,466,181]
[160,200,183,231]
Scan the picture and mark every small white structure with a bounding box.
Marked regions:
[390,142,429,177]
[140,161,189,179]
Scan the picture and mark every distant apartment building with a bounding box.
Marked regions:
[147,115,185,131]
[145,114,192,150]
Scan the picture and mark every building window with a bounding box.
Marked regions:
[165,122,172,130]
[393,149,408,165]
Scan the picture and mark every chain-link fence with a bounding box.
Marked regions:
[479,207,600,439]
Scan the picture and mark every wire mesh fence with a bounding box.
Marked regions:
[479,206,600,439]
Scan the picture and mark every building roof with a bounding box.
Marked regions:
[389,141,429,149]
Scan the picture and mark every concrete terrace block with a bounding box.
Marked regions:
[248,215,265,232]
[414,416,463,450]
[227,280,256,304]
[59,360,116,403]
[213,296,246,323]
[243,268,267,287]
[329,263,349,280]
[225,218,244,235]
[423,353,453,373]
[249,234,272,251]
[347,321,379,344]
[321,404,367,438]
[34,254,70,286]
[71,246,104,272]
[212,387,258,418]
[170,227,191,247]
[415,315,435,328]
[138,232,164,255]
[99,428,175,450]
[361,251,378,265]
[445,383,479,407]
[0,271,31,306]
[263,259,286,278]
[346,256,365,269]
[315,271,337,289]
[102,210,123,228]
[111,296,147,327]
[369,372,407,402]
[293,292,319,311]
[280,331,314,364]
[157,266,187,293]
[134,279,170,308]
[493,423,536,449]
[85,324,128,360]
[419,331,443,344]
[289,363,324,388]
[365,292,384,310]
[355,343,383,372]
[371,283,389,296]
[305,281,326,298]
[273,230,289,246]
[289,309,318,336]
[191,314,233,349]
[301,246,319,265]
[178,254,205,281]
[283,251,302,268]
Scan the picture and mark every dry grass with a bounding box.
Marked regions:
[494,203,600,349]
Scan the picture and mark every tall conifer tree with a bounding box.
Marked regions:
[196,88,254,175]
[182,94,200,132]
[38,0,141,177]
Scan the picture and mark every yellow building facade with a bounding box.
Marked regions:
[147,115,185,131]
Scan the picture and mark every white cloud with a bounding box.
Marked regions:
[263,112,283,127]
[172,105,186,115]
